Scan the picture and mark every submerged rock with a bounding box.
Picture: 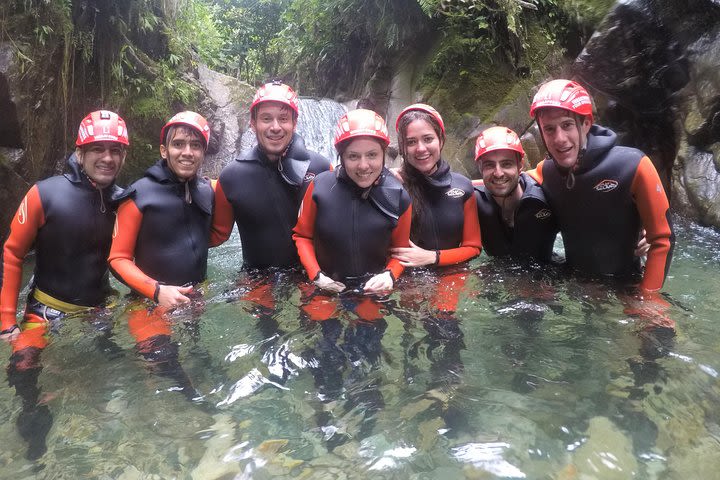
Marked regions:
[571,416,638,479]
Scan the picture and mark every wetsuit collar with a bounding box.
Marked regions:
[241,133,311,187]
[335,166,405,219]
[577,124,617,174]
[423,158,452,188]
[277,133,311,186]
[64,152,94,187]
[145,159,212,214]
[518,172,543,201]
[64,152,126,203]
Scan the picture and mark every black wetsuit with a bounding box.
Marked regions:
[294,168,412,283]
[1,154,124,313]
[412,160,477,253]
[475,172,557,262]
[534,125,673,287]
[216,134,332,269]
[115,159,213,287]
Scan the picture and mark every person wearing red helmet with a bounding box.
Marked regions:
[389,104,481,362]
[211,81,332,325]
[473,126,558,261]
[528,79,674,293]
[212,80,332,269]
[390,103,482,268]
[109,111,215,307]
[292,110,407,447]
[0,110,129,459]
[293,109,412,299]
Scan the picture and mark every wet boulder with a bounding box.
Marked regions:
[572,0,720,228]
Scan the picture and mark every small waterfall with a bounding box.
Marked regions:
[240,98,347,165]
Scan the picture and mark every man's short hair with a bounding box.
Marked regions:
[163,125,205,147]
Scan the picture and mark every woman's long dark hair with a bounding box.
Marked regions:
[397,110,445,242]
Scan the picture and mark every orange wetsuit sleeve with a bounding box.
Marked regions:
[437,195,482,266]
[631,156,673,292]
[210,180,234,247]
[1,186,45,331]
[292,182,321,280]
[108,199,158,300]
[526,163,543,184]
[386,204,413,281]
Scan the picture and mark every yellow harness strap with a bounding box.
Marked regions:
[33,288,88,314]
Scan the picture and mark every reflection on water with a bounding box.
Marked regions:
[1,218,720,478]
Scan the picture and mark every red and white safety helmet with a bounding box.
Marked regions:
[529,79,593,122]
[251,81,300,116]
[160,111,210,149]
[334,109,390,151]
[474,126,525,164]
[395,103,445,136]
[76,110,129,147]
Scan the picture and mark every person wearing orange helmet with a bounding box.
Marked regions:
[109,111,215,308]
[210,81,332,328]
[528,79,674,293]
[391,104,482,268]
[0,110,129,459]
[108,111,213,404]
[390,104,481,370]
[473,126,558,262]
[292,110,409,447]
[293,109,412,297]
[212,80,332,269]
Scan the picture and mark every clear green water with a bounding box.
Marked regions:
[1,218,719,479]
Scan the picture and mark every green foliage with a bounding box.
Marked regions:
[417,0,441,17]
[174,0,227,69]
[275,0,429,95]
[210,0,292,83]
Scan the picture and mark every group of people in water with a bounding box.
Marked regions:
[0,78,675,459]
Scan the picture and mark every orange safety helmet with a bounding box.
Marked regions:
[529,79,593,123]
[333,109,390,151]
[251,80,300,116]
[76,110,129,147]
[474,126,525,164]
[160,111,210,149]
[395,103,445,136]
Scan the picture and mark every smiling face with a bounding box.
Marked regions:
[160,126,205,181]
[341,137,385,188]
[478,150,521,199]
[251,102,297,161]
[537,107,591,170]
[76,141,126,188]
[402,118,443,175]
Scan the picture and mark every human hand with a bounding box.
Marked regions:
[634,229,649,257]
[622,290,675,332]
[313,272,346,293]
[362,271,394,295]
[391,240,437,267]
[0,325,20,342]
[157,284,193,308]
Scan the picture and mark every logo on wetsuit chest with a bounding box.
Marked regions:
[303,172,316,183]
[445,188,465,198]
[594,179,619,192]
[535,208,551,220]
